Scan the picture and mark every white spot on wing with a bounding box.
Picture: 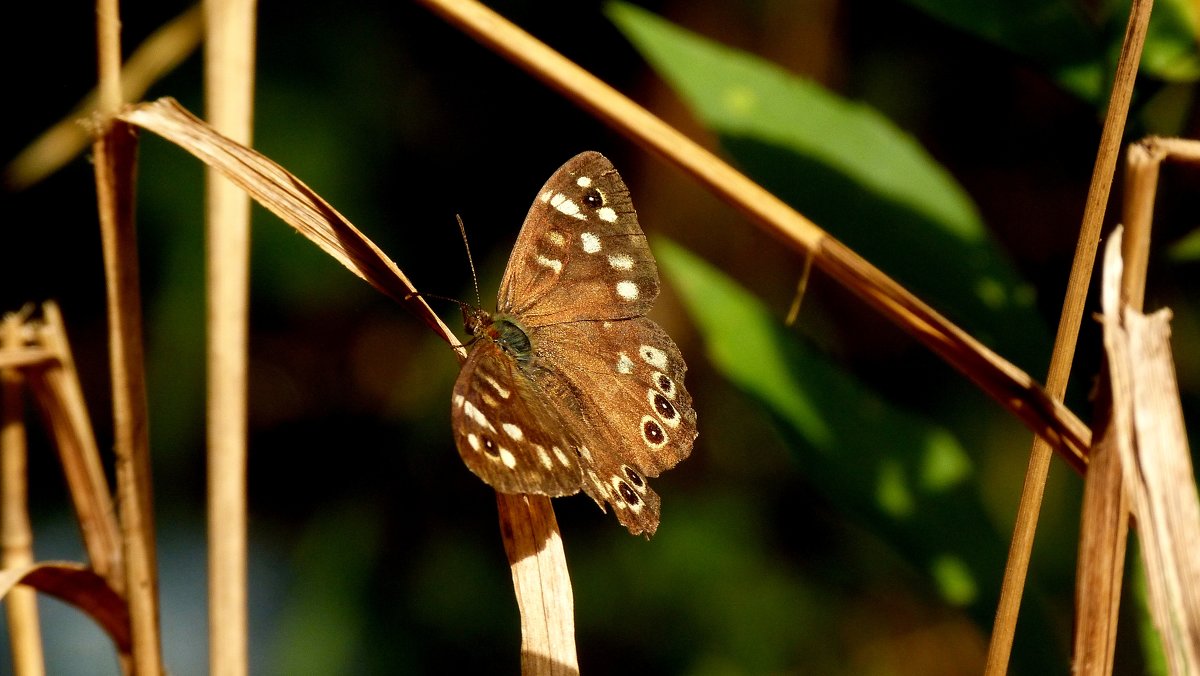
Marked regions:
[536,445,553,469]
[580,232,602,254]
[576,176,592,187]
[555,198,583,219]
[608,254,634,270]
[639,345,668,369]
[553,446,571,466]
[454,394,465,408]
[540,190,553,203]
[463,400,496,432]
[616,281,639,300]
[550,193,566,207]
[535,254,563,273]
[467,433,480,451]
[482,374,511,399]
[597,206,618,223]
[499,447,517,468]
[616,352,634,374]
[502,423,524,441]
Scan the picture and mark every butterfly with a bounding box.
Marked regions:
[451,151,697,536]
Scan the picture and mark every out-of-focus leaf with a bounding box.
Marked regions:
[1170,229,1200,261]
[608,2,1049,370]
[657,239,1066,670]
[895,0,1106,101]
[898,0,1200,95]
[1143,0,1200,82]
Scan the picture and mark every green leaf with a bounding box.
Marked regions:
[656,239,1065,669]
[608,2,1049,370]
[1143,0,1200,82]
[1169,229,1200,261]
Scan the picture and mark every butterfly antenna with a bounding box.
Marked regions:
[456,214,483,309]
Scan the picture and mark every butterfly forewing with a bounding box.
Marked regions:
[451,340,583,497]
[498,152,659,326]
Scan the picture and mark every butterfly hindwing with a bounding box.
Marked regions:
[451,339,583,497]
[529,317,696,536]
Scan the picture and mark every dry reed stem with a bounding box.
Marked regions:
[1,4,203,190]
[0,562,131,654]
[416,0,1092,470]
[985,1,1155,671]
[26,303,124,590]
[1090,229,1200,673]
[114,97,576,672]
[1072,233,1133,676]
[1118,138,1200,673]
[94,0,164,671]
[2,315,46,676]
[203,1,257,673]
[1120,313,1200,674]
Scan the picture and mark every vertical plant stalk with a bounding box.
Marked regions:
[203,1,257,674]
[2,315,46,676]
[984,1,1154,672]
[1071,232,1133,676]
[95,0,164,672]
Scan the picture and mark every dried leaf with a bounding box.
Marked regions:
[0,561,131,653]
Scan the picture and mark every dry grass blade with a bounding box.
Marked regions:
[0,562,131,654]
[1091,228,1200,673]
[2,5,202,190]
[117,97,457,347]
[23,303,124,591]
[1072,231,1134,676]
[116,96,576,673]
[1120,313,1200,673]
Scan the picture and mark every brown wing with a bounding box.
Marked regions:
[496,152,659,326]
[527,317,697,536]
[450,339,584,497]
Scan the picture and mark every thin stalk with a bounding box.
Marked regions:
[2,315,45,676]
[985,1,1154,672]
[95,0,164,671]
[203,1,257,674]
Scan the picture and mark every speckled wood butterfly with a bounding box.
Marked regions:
[452,151,697,536]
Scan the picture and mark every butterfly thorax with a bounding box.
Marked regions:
[463,306,533,364]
